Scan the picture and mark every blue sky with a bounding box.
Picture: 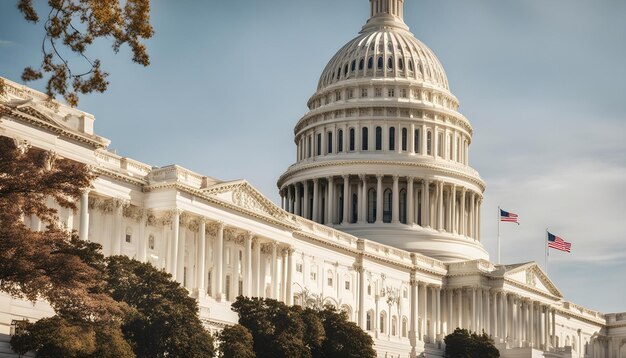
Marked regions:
[1,0,624,313]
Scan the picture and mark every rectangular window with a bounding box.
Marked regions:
[125,234,131,243]
[345,281,350,290]
[296,263,303,273]
[238,279,243,296]
[361,88,368,98]
[348,89,354,99]
[327,132,333,154]
[401,128,407,151]
[335,91,342,101]
[307,136,312,158]
[310,272,317,281]
[338,130,344,152]
[362,127,368,151]
[388,88,395,97]
[375,88,382,97]
[414,129,420,153]
[317,133,322,156]
[183,267,187,287]
[225,276,231,301]
[400,88,408,98]
[327,277,333,287]
[207,271,212,296]
[438,132,444,157]
[349,128,355,151]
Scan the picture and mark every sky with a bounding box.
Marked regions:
[1,0,624,313]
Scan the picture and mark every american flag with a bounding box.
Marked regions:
[500,209,519,224]
[548,232,572,253]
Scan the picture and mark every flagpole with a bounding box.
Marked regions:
[497,206,501,264]
[545,229,549,275]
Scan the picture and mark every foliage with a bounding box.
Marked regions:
[228,297,375,358]
[444,328,500,358]
[104,256,215,358]
[0,136,123,321]
[9,0,153,106]
[217,324,255,358]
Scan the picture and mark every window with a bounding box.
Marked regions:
[380,312,386,334]
[402,317,408,337]
[225,275,231,301]
[125,227,132,243]
[398,58,404,70]
[238,279,243,296]
[401,128,407,151]
[437,132,443,157]
[359,59,364,70]
[327,132,333,154]
[387,57,393,69]
[336,67,341,80]
[449,134,453,160]
[375,88,382,97]
[388,88,395,97]
[361,88,368,97]
[383,189,392,223]
[348,88,354,99]
[392,316,397,336]
[367,57,373,69]
[310,271,317,281]
[362,127,369,150]
[400,88,407,98]
[409,60,414,71]
[427,131,432,155]
[367,285,372,295]
[327,270,334,286]
[366,311,373,331]
[338,130,344,152]
[335,90,342,101]
[389,127,395,151]
[344,64,348,76]
[368,188,376,223]
[125,234,132,243]
[375,127,382,150]
[351,193,358,223]
[307,136,312,158]
[317,133,322,156]
[414,129,420,153]
[400,189,407,224]
[349,128,355,151]
[183,267,188,287]
[296,263,303,273]
[207,271,212,296]
[351,60,356,72]
[377,56,383,69]
[148,235,155,250]
[345,280,350,290]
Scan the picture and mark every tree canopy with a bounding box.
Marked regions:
[3,0,154,106]
[444,328,500,358]
[227,297,375,358]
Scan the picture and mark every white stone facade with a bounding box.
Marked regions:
[0,1,625,357]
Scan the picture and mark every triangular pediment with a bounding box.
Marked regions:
[504,262,562,297]
[203,180,288,221]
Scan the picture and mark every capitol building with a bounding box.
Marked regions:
[0,0,624,357]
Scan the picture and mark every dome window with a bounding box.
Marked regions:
[349,128,355,151]
[368,57,373,69]
[351,60,356,72]
[387,42,393,52]
[375,127,382,150]
[344,63,349,76]
[377,56,384,69]
[408,60,414,72]
[389,127,396,151]
[362,127,369,151]
[359,59,364,70]
[387,57,393,69]
[337,67,341,79]
[401,128,408,151]
[338,130,344,152]
[398,58,404,70]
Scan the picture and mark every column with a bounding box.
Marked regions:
[477,198,482,241]
[176,223,186,285]
[460,188,466,236]
[253,238,261,297]
[446,186,452,232]
[423,180,430,228]
[342,175,349,224]
[169,209,180,277]
[470,287,476,332]
[112,201,123,256]
[295,184,301,216]
[392,175,400,223]
[281,249,288,302]
[477,288,483,333]
[436,286,442,339]
[196,218,206,295]
[485,290,491,336]
[409,123,415,154]
[429,286,436,341]
[551,309,556,348]
[447,288,454,333]
[137,211,147,262]
[529,301,534,347]
[312,179,319,222]
[271,243,278,299]
[79,190,90,241]
[407,177,414,225]
[503,293,508,341]
[359,175,367,223]
[451,186,457,234]
[327,177,335,224]
[303,181,310,219]
[540,306,545,350]
[376,175,383,223]
[358,266,366,329]
[243,232,252,297]
[419,283,427,341]
[437,181,444,231]
[215,222,224,301]
[287,186,293,213]
[469,192,476,239]
[410,276,418,357]
[457,288,463,329]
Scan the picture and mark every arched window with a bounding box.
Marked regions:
[401,128,408,151]
[427,131,432,155]
[327,132,333,154]
[377,56,383,69]
[392,316,397,336]
[317,133,322,156]
[338,129,344,152]
[437,132,444,157]
[349,128,355,151]
[368,57,373,69]
[362,127,369,151]
[402,317,408,337]
[359,59,364,70]
[414,129,420,153]
[367,284,372,295]
[387,57,393,69]
[351,60,356,72]
[409,60,414,71]
[400,189,407,224]
[344,63,349,76]
[351,193,358,223]
[327,270,334,287]
[148,235,155,250]
[380,312,386,334]
[336,67,341,79]
[398,58,404,70]
[383,189,392,223]
[389,127,396,151]
[375,126,382,150]
[366,310,373,331]
[368,188,376,223]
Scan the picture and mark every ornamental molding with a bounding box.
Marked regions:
[123,204,143,222]
[504,262,562,298]
[277,159,485,191]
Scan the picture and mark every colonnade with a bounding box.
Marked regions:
[280,175,482,240]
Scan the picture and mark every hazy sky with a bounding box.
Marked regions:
[1,1,624,313]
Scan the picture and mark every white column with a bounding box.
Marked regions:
[376,175,383,223]
[457,288,463,329]
[447,288,454,333]
[476,287,483,333]
[437,181,444,231]
[477,198,482,241]
[253,238,261,297]
[271,242,278,299]
[137,211,147,262]
[286,248,293,305]
[358,266,366,329]
[342,175,350,224]
[469,192,476,239]
[295,184,301,216]
[419,283,426,341]
[244,232,253,297]
[529,301,534,348]
[303,181,310,219]
[215,221,224,301]
[112,201,123,256]
[451,186,457,234]
[471,287,476,332]
[409,123,415,154]
[196,218,206,295]
[176,223,186,285]
[281,249,288,302]
[503,293,508,341]
[410,276,418,355]
[429,286,436,341]
[392,175,400,223]
[460,188,466,236]
[327,177,335,224]
[485,290,491,336]
[436,286,442,339]
[423,180,430,228]
[551,309,556,348]
[79,190,90,241]
[312,179,319,222]
[407,177,414,225]
[169,209,180,277]
[359,174,367,223]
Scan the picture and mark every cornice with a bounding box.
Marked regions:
[277,159,485,191]
[92,166,148,186]
[503,278,560,301]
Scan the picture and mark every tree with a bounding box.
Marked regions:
[444,328,499,358]
[217,324,255,358]
[104,256,215,358]
[4,0,154,106]
[316,307,375,358]
[0,136,123,321]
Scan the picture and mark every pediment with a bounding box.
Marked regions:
[204,180,288,221]
[504,263,562,298]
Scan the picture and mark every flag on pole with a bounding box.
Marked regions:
[547,232,572,253]
[499,209,519,224]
